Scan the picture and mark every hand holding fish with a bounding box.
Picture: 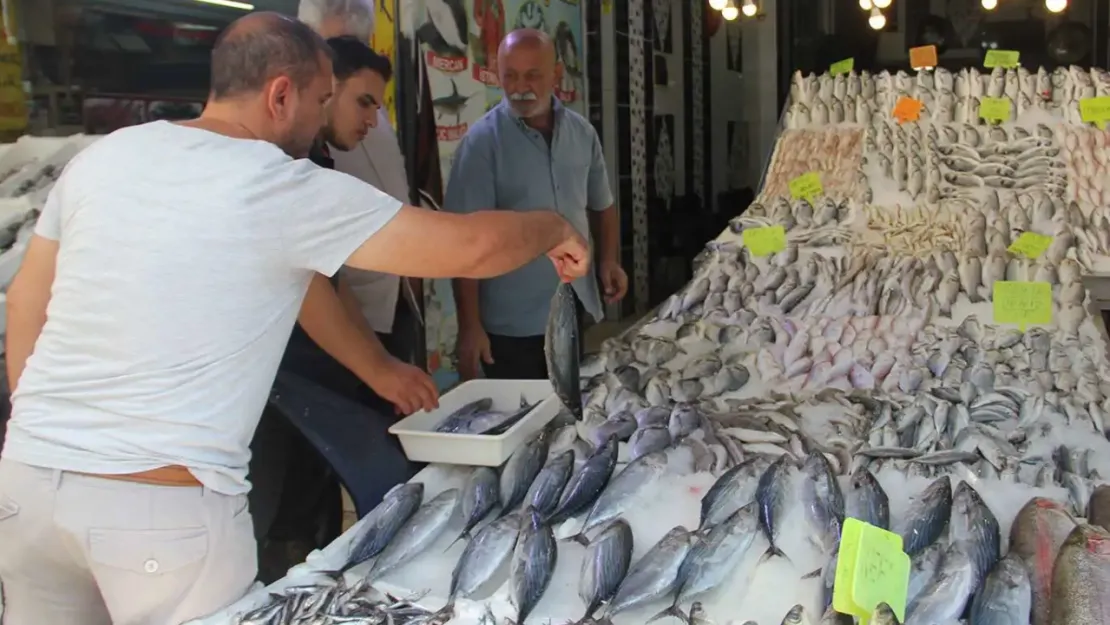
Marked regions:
[547,224,590,283]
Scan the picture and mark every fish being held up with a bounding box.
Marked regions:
[546,283,583,420]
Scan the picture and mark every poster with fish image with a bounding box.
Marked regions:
[503,0,586,112]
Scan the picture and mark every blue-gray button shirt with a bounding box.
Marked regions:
[444,97,614,337]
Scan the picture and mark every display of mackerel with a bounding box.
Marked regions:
[224,63,1110,625]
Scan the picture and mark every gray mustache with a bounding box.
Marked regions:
[509,92,538,102]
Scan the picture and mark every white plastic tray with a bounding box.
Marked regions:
[388,379,559,466]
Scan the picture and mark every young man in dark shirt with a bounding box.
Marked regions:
[252,36,413,581]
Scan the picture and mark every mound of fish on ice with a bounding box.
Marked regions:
[227,64,1110,625]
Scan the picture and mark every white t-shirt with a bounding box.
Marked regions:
[331,109,410,333]
[3,121,402,496]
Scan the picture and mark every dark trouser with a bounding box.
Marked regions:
[484,296,588,381]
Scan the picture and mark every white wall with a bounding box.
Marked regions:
[708,0,779,196]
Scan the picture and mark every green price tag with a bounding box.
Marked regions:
[993,281,1052,330]
[789,171,823,202]
[980,97,1012,123]
[742,225,786,257]
[1007,232,1053,259]
[984,49,1020,69]
[830,58,854,76]
[1080,96,1110,130]
[833,518,910,625]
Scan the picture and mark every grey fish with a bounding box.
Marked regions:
[1048,523,1110,625]
[450,466,500,548]
[500,430,551,515]
[546,283,582,419]
[652,503,761,622]
[756,454,796,562]
[905,541,975,625]
[898,475,952,557]
[343,482,425,571]
[366,488,460,581]
[524,450,575,517]
[435,513,523,620]
[1009,497,1077,625]
[567,451,667,545]
[800,451,845,555]
[970,554,1032,625]
[951,480,1000,595]
[435,397,495,433]
[576,519,634,624]
[509,509,558,625]
[845,468,890,530]
[629,425,672,460]
[548,436,619,524]
[700,457,769,528]
[907,541,946,608]
[600,526,696,620]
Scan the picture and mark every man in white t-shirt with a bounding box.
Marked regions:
[0,12,589,625]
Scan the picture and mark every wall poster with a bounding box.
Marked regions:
[370,0,398,126]
[413,0,586,390]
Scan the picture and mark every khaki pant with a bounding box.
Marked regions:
[0,459,257,625]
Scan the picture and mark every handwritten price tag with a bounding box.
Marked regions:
[892,96,923,124]
[1007,232,1053,259]
[980,97,1012,123]
[742,225,786,257]
[984,49,1020,69]
[789,172,823,202]
[908,45,937,69]
[993,281,1052,330]
[1080,96,1110,130]
[833,518,910,625]
[830,58,854,76]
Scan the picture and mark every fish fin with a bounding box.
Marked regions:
[967,289,983,303]
[756,544,792,566]
[646,604,686,624]
[563,532,590,547]
[801,566,823,580]
[444,530,471,552]
[338,559,359,574]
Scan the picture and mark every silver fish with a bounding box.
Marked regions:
[628,425,672,460]
[545,283,582,419]
[500,430,551,514]
[969,554,1032,625]
[951,480,1001,595]
[905,541,975,625]
[344,482,425,571]
[509,509,558,625]
[600,526,696,620]
[437,513,523,618]
[568,451,668,544]
[450,466,500,547]
[576,519,634,623]
[524,450,575,517]
[845,468,890,530]
[898,475,952,556]
[700,457,770,528]
[366,488,460,581]
[548,436,619,524]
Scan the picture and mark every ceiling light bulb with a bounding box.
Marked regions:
[722,0,740,20]
[741,0,758,17]
[982,0,998,8]
[868,7,886,29]
[709,0,728,11]
[873,0,891,8]
[1045,0,1067,11]
[860,0,872,8]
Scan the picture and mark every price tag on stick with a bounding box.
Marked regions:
[833,518,911,625]
[980,97,1012,123]
[984,49,1020,69]
[892,97,923,124]
[742,226,786,257]
[830,58,854,76]
[789,172,823,202]
[1080,96,1110,130]
[908,45,937,69]
[993,281,1052,331]
[1007,232,1053,259]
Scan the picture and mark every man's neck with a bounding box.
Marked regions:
[521,108,555,134]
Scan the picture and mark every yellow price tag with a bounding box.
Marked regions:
[1080,96,1110,130]
[979,97,1012,123]
[1007,232,1053,259]
[984,49,1020,69]
[993,281,1052,330]
[789,172,823,202]
[742,225,786,257]
[833,518,910,625]
[830,58,854,76]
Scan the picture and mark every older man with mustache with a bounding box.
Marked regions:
[447,28,626,382]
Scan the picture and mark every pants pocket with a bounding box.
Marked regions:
[88,527,208,576]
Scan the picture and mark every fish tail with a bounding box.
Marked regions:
[801,566,823,580]
[564,532,590,547]
[646,604,686,624]
[430,601,456,625]
[756,543,791,566]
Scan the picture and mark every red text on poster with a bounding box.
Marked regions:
[426,51,468,73]
[437,123,468,142]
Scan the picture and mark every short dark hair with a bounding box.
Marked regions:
[326,36,394,84]
[210,12,334,100]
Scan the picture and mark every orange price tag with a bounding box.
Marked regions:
[909,45,938,69]
[892,97,923,123]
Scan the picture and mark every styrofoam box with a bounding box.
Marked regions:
[389,379,559,467]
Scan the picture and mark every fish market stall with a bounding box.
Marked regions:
[201,65,1110,625]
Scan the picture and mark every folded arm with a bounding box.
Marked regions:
[6,235,59,391]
